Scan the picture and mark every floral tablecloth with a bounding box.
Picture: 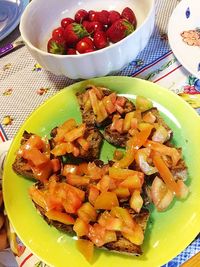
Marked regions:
[0,0,200,266]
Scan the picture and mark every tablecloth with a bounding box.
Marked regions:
[0,0,200,266]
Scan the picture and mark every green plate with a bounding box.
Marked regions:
[3,77,200,267]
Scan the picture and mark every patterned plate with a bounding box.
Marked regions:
[0,0,29,41]
[168,0,200,79]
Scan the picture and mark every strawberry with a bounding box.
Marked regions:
[47,38,66,54]
[83,21,104,35]
[66,48,77,55]
[61,18,75,29]
[52,27,64,40]
[64,22,89,45]
[108,10,121,25]
[121,7,137,27]
[106,19,134,43]
[74,9,88,23]
[93,31,108,49]
[76,37,95,54]
[98,10,109,26]
[88,10,99,22]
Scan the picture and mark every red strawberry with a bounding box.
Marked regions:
[74,9,88,23]
[61,18,75,28]
[88,10,99,22]
[76,37,95,54]
[64,22,89,45]
[106,19,134,43]
[121,7,137,27]
[66,48,77,55]
[83,21,104,35]
[47,38,66,54]
[93,31,108,49]
[98,10,109,25]
[108,10,121,25]
[52,27,64,40]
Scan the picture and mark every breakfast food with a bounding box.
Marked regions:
[47,7,137,55]
[12,85,189,262]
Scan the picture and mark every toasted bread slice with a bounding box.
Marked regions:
[12,131,37,180]
[103,107,173,148]
[33,198,149,256]
[76,86,135,127]
[50,126,103,161]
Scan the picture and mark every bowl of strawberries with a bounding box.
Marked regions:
[20,0,155,79]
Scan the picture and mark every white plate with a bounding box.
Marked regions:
[0,0,29,41]
[168,0,200,79]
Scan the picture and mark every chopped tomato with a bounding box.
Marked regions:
[31,160,53,182]
[129,190,143,213]
[98,211,123,231]
[135,95,153,112]
[152,154,181,197]
[87,162,104,180]
[77,162,89,175]
[23,148,49,167]
[104,230,117,244]
[54,118,77,143]
[51,158,61,173]
[123,111,135,132]
[113,147,135,168]
[45,210,75,225]
[62,164,79,176]
[87,223,106,247]
[76,239,94,263]
[63,189,83,214]
[25,134,45,150]
[145,140,181,166]
[109,167,144,181]
[122,223,144,245]
[73,218,89,237]
[119,175,143,189]
[151,176,174,211]
[102,94,116,114]
[127,124,153,150]
[66,173,90,186]
[142,111,156,123]
[51,142,73,156]
[88,186,100,205]
[114,187,130,198]
[29,186,47,210]
[64,123,86,142]
[116,96,126,107]
[97,175,116,192]
[94,192,119,210]
[110,207,135,229]
[77,202,97,223]
[77,137,90,151]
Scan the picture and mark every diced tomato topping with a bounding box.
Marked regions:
[129,190,143,213]
[76,239,94,263]
[66,173,90,186]
[73,218,89,236]
[45,210,75,225]
[94,192,119,210]
[88,186,100,205]
[77,202,97,223]
[51,158,61,173]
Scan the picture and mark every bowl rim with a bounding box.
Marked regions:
[19,0,155,58]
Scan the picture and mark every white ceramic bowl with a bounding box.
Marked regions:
[20,0,155,79]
